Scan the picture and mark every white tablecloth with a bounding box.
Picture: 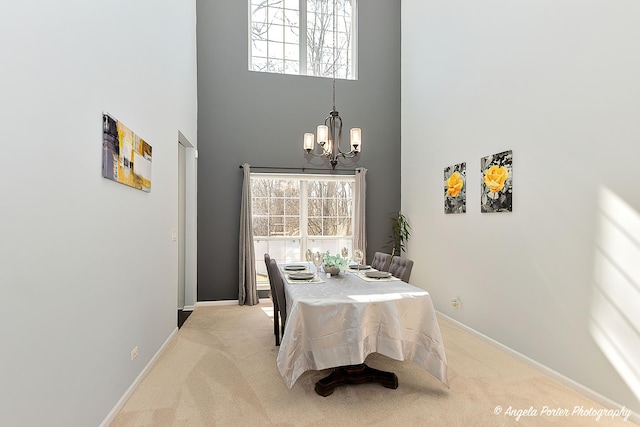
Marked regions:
[276,266,449,389]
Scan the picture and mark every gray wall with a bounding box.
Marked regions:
[197,0,401,301]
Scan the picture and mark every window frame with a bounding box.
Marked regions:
[248,0,358,80]
[251,172,356,288]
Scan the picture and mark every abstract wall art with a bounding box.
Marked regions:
[102,113,152,192]
[444,162,466,214]
[481,150,512,213]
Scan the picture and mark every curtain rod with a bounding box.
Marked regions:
[239,165,360,173]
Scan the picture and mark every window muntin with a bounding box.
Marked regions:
[307,180,353,236]
[249,0,357,80]
[251,178,301,237]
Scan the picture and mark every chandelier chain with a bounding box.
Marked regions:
[332,0,337,110]
[302,0,360,169]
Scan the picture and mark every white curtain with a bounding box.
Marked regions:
[239,163,258,305]
[353,167,367,263]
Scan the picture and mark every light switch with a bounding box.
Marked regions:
[172,229,177,241]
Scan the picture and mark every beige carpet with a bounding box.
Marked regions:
[110,303,636,426]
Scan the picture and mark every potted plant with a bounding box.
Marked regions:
[388,212,411,257]
[322,251,348,275]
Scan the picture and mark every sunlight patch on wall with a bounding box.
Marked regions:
[591,187,640,402]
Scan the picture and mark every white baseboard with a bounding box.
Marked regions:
[99,327,179,427]
[436,311,639,424]
[195,300,238,307]
[195,298,272,307]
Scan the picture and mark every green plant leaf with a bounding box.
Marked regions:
[387,211,411,256]
[322,251,348,269]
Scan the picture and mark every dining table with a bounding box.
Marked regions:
[275,263,449,396]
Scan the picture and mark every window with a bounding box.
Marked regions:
[251,173,355,287]
[249,0,357,80]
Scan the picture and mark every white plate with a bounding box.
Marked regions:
[284,265,306,271]
[365,271,392,279]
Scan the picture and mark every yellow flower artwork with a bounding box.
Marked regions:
[483,165,508,193]
[447,172,464,197]
[481,150,512,213]
[444,163,466,214]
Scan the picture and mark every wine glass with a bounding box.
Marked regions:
[305,249,313,270]
[312,251,323,275]
[353,249,364,274]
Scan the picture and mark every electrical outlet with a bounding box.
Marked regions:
[171,229,177,241]
[130,346,139,361]
[451,298,461,308]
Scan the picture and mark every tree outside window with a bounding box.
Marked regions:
[251,175,355,286]
[249,0,357,79]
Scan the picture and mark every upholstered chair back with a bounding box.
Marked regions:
[370,252,392,272]
[268,258,287,331]
[388,256,414,282]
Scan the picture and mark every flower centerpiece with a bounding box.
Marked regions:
[322,251,348,276]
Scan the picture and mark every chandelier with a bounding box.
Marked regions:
[302,0,361,169]
[303,78,361,169]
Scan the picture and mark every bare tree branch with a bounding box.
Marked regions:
[251,0,354,77]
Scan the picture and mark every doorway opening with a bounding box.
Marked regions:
[177,131,197,327]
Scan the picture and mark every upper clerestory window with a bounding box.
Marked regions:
[249,0,358,80]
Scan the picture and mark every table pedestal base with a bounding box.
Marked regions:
[314,363,398,397]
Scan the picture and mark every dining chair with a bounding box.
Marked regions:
[389,256,414,282]
[370,252,392,272]
[268,258,287,342]
[264,253,281,346]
